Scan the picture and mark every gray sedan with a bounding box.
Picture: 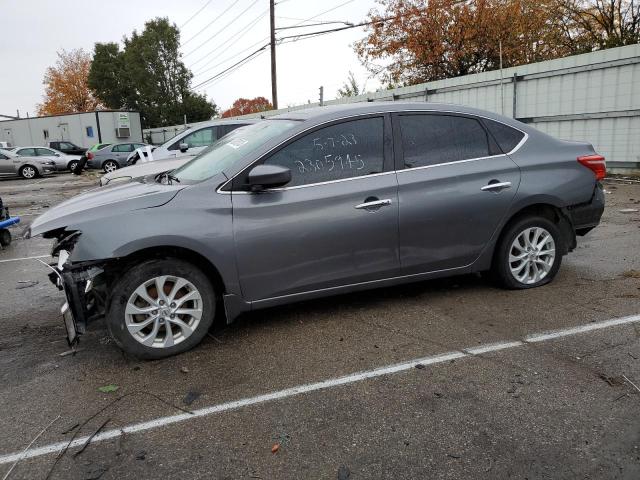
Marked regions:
[28,102,605,359]
[86,142,148,172]
[0,148,55,179]
[13,146,81,172]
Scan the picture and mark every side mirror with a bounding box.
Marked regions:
[179,143,189,153]
[247,164,291,191]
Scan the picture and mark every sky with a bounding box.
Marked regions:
[0,0,384,119]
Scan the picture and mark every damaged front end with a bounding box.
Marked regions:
[44,229,108,346]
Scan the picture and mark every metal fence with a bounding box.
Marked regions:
[145,44,640,172]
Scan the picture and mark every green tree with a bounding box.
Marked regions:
[337,71,363,98]
[89,18,217,128]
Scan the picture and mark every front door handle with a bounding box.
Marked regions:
[354,198,392,210]
[481,181,512,192]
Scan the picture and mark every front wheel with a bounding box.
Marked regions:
[68,160,79,173]
[492,216,563,289]
[103,160,119,173]
[19,165,37,179]
[106,258,216,359]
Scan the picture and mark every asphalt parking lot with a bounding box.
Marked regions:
[1,173,640,479]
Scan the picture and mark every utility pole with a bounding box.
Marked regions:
[319,86,324,106]
[269,0,278,110]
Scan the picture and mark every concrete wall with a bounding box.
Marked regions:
[0,110,142,148]
[146,44,638,173]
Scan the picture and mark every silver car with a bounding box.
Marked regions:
[86,142,148,172]
[28,103,605,359]
[13,146,81,172]
[0,148,55,179]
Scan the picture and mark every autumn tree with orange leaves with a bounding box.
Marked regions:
[37,49,103,116]
[355,0,640,87]
[221,97,272,118]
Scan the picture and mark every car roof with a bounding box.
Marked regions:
[270,101,531,131]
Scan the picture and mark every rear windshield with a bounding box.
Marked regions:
[173,120,298,183]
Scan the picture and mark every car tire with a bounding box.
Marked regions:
[19,165,38,179]
[106,258,216,360]
[68,160,79,173]
[103,160,119,173]
[492,216,563,290]
[0,229,11,247]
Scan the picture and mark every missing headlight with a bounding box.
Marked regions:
[51,230,81,257]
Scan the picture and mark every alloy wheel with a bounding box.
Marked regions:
[21,166,36,179]
[508,227,556,285]
[125,275,203,348]
[104,161,118,173]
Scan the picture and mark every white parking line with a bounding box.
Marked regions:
[0,255,49,264]
[1,313,639,466]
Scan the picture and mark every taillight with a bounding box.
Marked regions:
[578,154,606,181]
[87,152,93,160]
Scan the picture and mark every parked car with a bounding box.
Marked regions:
[0,148,55,179]
[100,155,196,186]
[13,146,81,172]
[48,141,86,156]
[150,119,254,161]
[88,143,111,153]
[28,102,605,359]
[86,142,148,172]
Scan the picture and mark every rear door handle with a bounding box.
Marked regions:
[481,181,512,192]
[354,198,392,210]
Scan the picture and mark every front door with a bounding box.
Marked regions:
[58,123,69,140]
[231,116,400,302]
[394,113,521,274]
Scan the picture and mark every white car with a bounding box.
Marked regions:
[13,146,81,172]
[150,119,255,161]
[99,156,195,186]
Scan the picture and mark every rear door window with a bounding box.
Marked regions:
[17,148,36,156]
[399,114,491,169]
[263,117,384,187]
[36,148,55,156]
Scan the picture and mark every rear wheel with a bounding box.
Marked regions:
[103,160,119,173]
[492,216,563,289]
[19,165,37,179]
[106,258,216,359]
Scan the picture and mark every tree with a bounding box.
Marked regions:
[221,97,273,117]
[88,18,217,127]
[555,0,640,49]
[337,71,363,97]
[354,0,595,86]
[37,49,103,116]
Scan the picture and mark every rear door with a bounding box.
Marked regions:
[231,115,400,302]
[0,152,16,176]
[393,113,521,274]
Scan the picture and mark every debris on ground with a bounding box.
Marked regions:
[97,384,119,393]
[59,348,82,357]
[337,465,351,479]
[15,280,38,289]
[415,363,426,369]
[271,443,280,454]
[622,270,640,279]
[83,466,109,480]
[183,390,201,406]
[623,375,640,393]
[136,450,147,461]
[180,366,190,374]
[61,423,80,435]
[73,418,111,457]
[619,208,639,213]
[599,374,626,386]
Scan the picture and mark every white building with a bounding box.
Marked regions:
[0,110,143,148]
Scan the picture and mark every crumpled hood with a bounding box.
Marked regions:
[28,180,184,237]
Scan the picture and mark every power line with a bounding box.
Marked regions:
[180,0,214,29]
[181,0,241,47]
[183,0,261,58]
[193,35,269,77]
[193,43,269,88]
[189,8,269,70]
[275,20,354,30]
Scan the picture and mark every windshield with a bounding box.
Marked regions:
[172,120,298,183]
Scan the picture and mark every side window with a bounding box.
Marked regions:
[218,124,244,137]
[18,148,36,156]
[0,154,8,160]
[483,119,525,153]
[264,117,384,187]
[169,127,217,150]
[36,148,54,156]
[399,114,490,168]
